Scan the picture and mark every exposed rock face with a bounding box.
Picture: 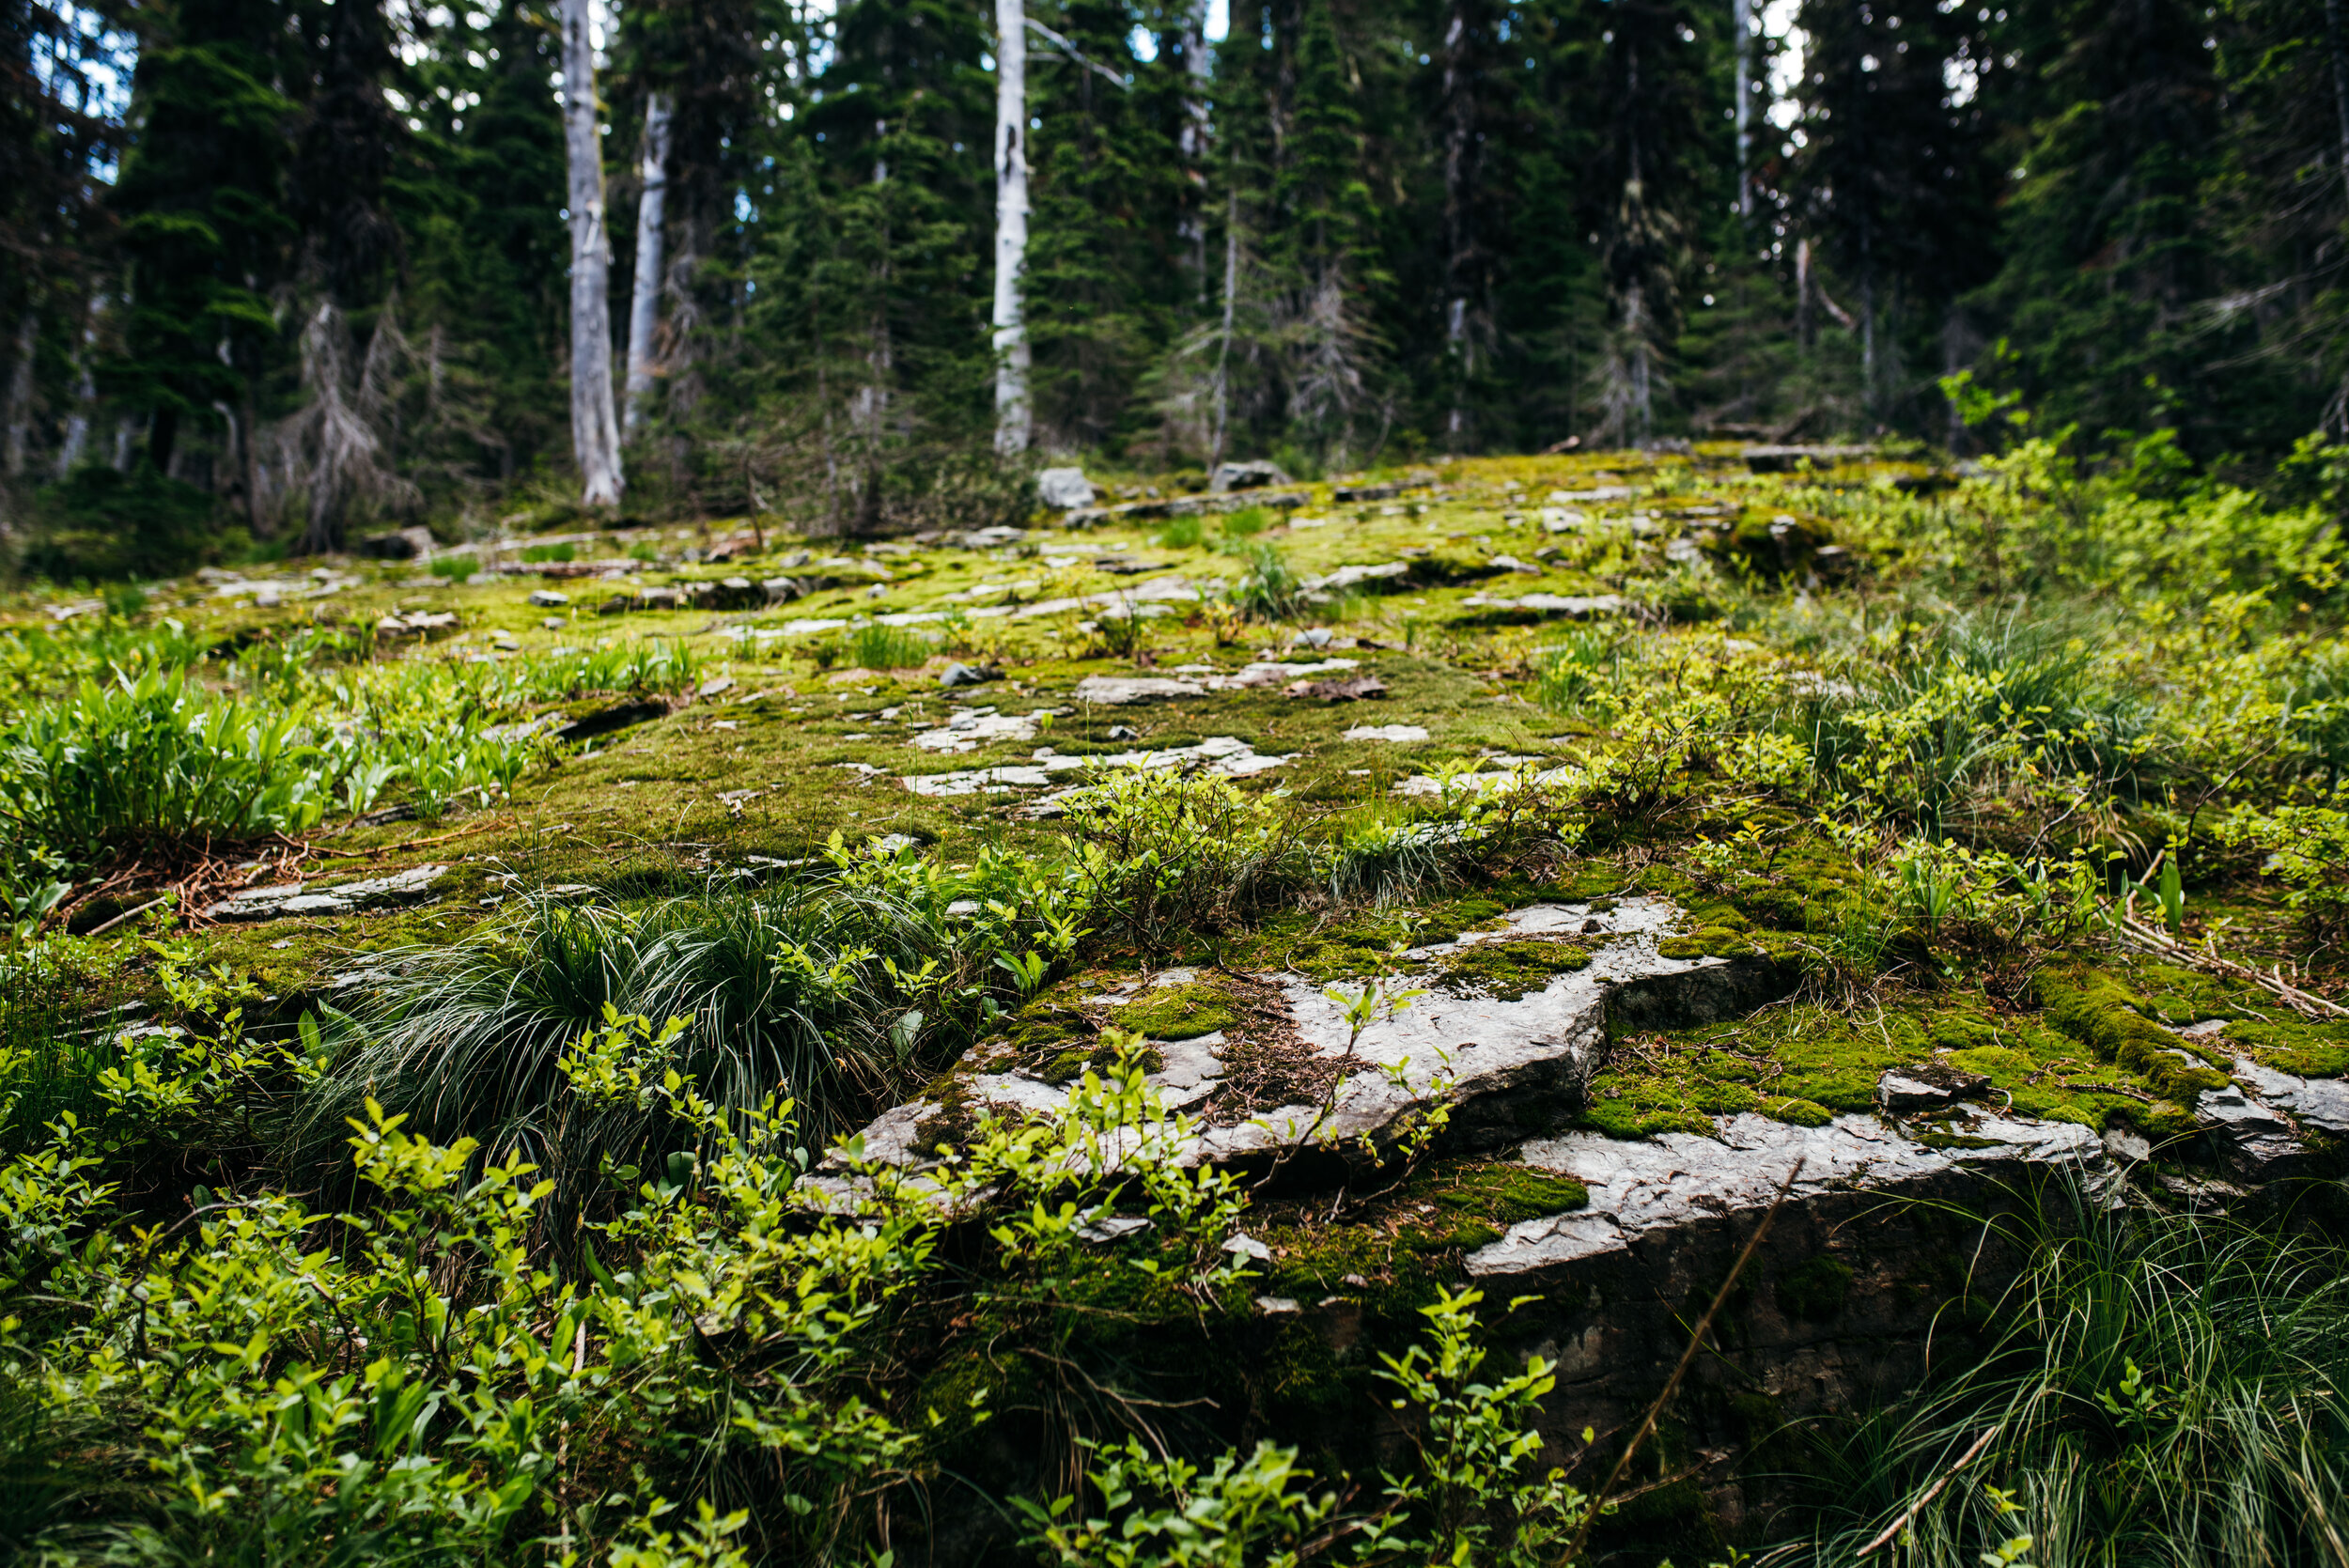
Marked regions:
[1875,1061,1991,1111]
[900,736,1293,800]
[1072,675,1208,705]
[204,864,446,922]
[828,897,1794,1179]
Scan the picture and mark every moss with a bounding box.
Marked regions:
[1778,1253,1855,1320]
[1041,1041,1163,1085]
[1435,938,1593,1000]
[1111,980,1239,1040]
[1657,925,1766,959]
[2035,968,2232,1102]
[1762,1094,1835,1127]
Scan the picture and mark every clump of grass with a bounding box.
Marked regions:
[427,555,477,583]
[1155,515,1206,550]
[1770,1191,2349,1565]
[814,623,937,672]
[1220,505,1270,539]
[303,885,957,1209]
[521,541,577,564]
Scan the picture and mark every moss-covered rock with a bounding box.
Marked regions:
[2034,968,2232,1102]
[1111,979,1239,1040]
[1434,938,1593,999]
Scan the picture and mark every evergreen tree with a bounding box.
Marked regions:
[105,0,301,510]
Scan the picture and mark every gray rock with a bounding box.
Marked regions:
[1073,675,1208,705]
[528,589,569,608]
[1076,1215,1153,1244]
[2232,1055,2349,1134]
[2197,1085,2307,1179]
[939,661,997,689]
[1301,561,1412,593]
[960,525,1027,549]
[1210,459,1293,493]
[204,864,448,922]
[1037,467,1096,509]
[761,578,803,604]
[1875,1063,1990,1112]
[1473,1109,2105,1278]
[356,525,438,561]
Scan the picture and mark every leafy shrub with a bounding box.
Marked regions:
[2211,803,2349,947]
[1065,767,1299,949]
[0,670,331,860]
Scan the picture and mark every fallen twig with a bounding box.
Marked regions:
[2117,912,2349,1019]
[1857,1424,2002,1555]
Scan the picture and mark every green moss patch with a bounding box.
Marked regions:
[1435,938,1593,999]
[1112,979,1241,1040]
[2035,968,2231,1103]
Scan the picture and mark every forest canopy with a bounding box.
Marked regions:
[8,0,2349,563]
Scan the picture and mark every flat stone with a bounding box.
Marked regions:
[1302,562,1411,592]
[528,589,570,608]
[2198,1084,2308,1179]
[2232,1055,2349,1133]
[1472,1110,2105,1278]
[901,736,1293,797]
[908,708,1046,753]
[204,864,447,922]
[1073,675,1208,705]
[1875,1063,1990,1111]
[1076,1215,1152,1243]
[1343,724,1431,742]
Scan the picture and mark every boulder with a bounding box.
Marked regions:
[1036,468,1096,509]
[356,525,438,561]
[1210,459,1293,493]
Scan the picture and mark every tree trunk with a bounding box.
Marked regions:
[3,307,36,475]
[624,89,674,437]
[1177,0,1212,295]
[1733,0,1752,219]
[1796,237,1814,349]
[561,0,624,506]
[992,0,1032,456]
[1440,0,1476,449]
[2327,0,2349,209]
[1212,188,1238,468]
[57,297,99,476]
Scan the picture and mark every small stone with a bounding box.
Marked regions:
[1254,1296,1302,1315]
[939,661,998,689]
[1344,723,1429,742]
[1076,1215,1152,1244]
[1221,1232,1272,1262]
[1875,1063,1990,1111]
[2104,1126,2154,1163]
[698,674,736,699]
[528,589,569,608]
[541,616,564,629]
[1107,724,1138,740]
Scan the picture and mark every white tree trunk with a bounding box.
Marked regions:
[1177,0,1211,292]
[3,307,36,475]
[991,0,1031,456]
[1732,0,1752,219]
[561,0,624,506]
[624,89,674,437]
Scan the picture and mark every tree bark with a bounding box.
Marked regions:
[992,0,1032,456]
[1732,0,1752,219]
[3,307,36,475]
[2327,0,2349,210]
[57,296,99,476]
[1211,188,1237,469]
[1176,0,1212,294]
[624,89,674,437]
[561,0,624,506]
[1440,0,1476,448]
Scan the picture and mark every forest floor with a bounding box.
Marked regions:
[6,442,2349,1562]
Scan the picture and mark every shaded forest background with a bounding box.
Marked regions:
[9,0,2349,566]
